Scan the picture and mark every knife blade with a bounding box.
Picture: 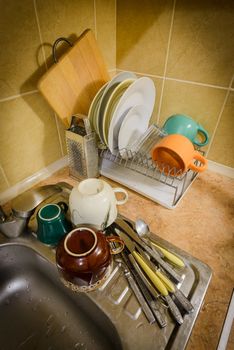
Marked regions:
[128,253,183,325]
[115,218,182,283]
[123,217,185,268]
[116,256,156,324]
[137,244,194,314]
[115,229,168,296]
[121,251,167,328]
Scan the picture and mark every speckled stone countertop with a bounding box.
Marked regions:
[37,167,234,350]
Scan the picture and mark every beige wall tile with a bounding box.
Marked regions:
[116,0,174,75]
[0,0,44,99]
[56,115,67,155]
[208,91,234,167]
[36,0,95,68]
[167,0,234,87]
[0,167,9,193]
[96,0,116,69]
[0,94,62,185]
[159,80,227,151]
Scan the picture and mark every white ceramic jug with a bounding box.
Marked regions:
[69,178,128,228]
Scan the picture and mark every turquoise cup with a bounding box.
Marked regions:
[37,202,72,246]
[163,114,209,147]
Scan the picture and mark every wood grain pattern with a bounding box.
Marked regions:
[38,29,110,127]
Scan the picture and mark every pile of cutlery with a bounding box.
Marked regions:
[111,217,194,327]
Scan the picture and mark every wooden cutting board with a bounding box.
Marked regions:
[38,29,110,128]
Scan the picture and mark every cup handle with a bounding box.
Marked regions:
[57,201,68,213]
[194,125,209,147]
[189,151,208,172]
[113,188,128,205]
[106,236,125,255]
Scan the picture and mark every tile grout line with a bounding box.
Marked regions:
[156,0,176,124]
[0,165,10,188]
[206,75,234,156]
[94,0,97,39]
[33,0,64,157]
[115,0,117,69]
[54,113,65,157]
[113,68,230,91]
[164,76,228,91]
[33,0,48,71]
[0,90,38,103]
[0,72,229,105]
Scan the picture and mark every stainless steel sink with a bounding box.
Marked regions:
[0,243,123,350]
[0,187,212,350]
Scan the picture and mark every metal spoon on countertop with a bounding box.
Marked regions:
[135,219,185,268]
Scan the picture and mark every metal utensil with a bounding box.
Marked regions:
[116,229,168,296]
[115,218,182,283]
[121,251,167,328]
[115,256,156,324]
[137,244,194,314]
[135,219,185,268]
[127,251,183,325]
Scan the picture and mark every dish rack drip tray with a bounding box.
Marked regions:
[99,126,201,209]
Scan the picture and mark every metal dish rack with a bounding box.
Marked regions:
[99,125,202,209]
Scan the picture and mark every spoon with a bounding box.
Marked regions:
[135,219,185,268]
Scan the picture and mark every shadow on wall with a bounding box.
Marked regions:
[117,0,234,84]
[20,33,79,163]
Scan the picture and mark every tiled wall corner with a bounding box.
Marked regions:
[158,80,227,152]
[0,0,116,193]
[96,0,116,70]
[116,0,174,76]
[208,91,234,167]
[116,0,234,168]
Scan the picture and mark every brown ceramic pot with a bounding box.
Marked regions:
[56,227,124,291]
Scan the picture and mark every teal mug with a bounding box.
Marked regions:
[37,202,72,246]
[163,114,209,147]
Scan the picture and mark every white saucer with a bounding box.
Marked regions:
[108,77,156,153]
[118,105,150,158]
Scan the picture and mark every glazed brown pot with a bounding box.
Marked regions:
[56,227,124,291]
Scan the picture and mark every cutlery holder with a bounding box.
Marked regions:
[66,129,99,180]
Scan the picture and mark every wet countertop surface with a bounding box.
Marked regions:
[31,167,234,350]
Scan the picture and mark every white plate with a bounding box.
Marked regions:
[108,77,156,153]
[96,72,137,143]
[102,79,135,145]
[88,83,108,133]
[118,105,150,158]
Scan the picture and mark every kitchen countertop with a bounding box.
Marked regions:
[25,167,234,349]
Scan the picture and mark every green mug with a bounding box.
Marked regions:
[37,202,72,246]
[163,114,209,147]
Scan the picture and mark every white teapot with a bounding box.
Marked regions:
[69,178,128,229]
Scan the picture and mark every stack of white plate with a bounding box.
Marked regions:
[88,72,156,158]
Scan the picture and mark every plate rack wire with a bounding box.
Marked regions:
[99,125,204,209]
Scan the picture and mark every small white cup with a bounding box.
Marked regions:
[69,178,128,228]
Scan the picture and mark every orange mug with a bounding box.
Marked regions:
[151,134,207,176]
